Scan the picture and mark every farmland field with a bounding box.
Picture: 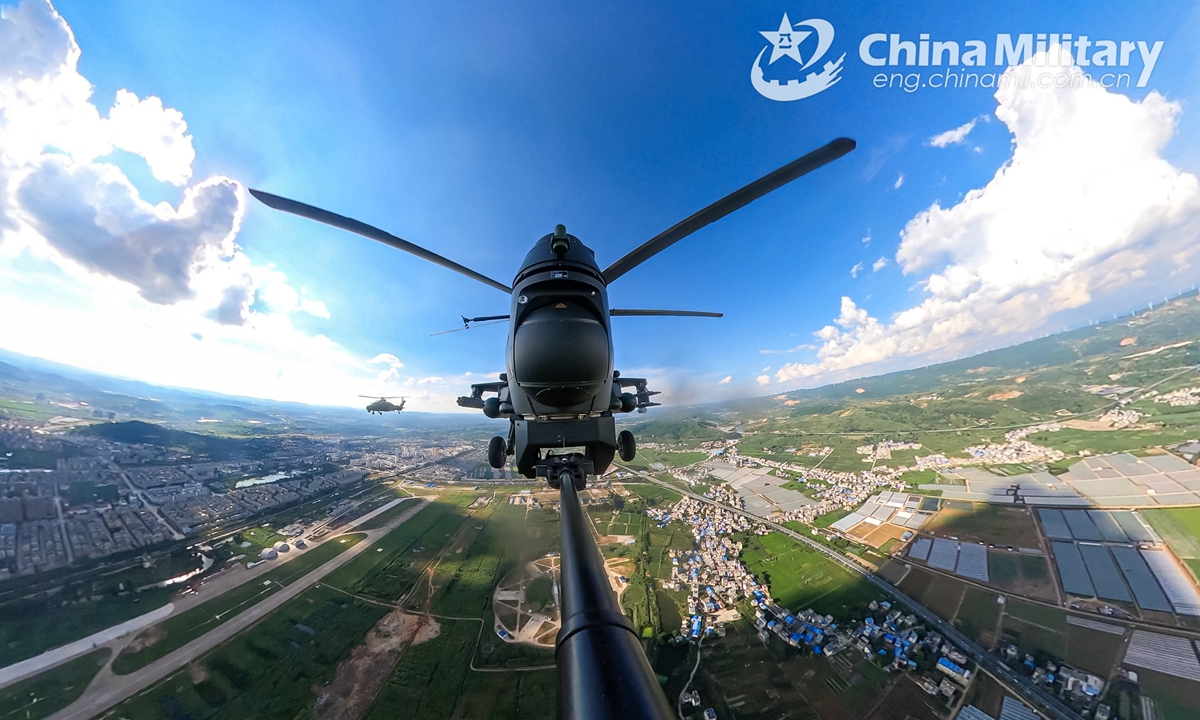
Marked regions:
[1000,616,1067,660]
[1065,622,1126,676]
[954,586,1003,647]
[741,532,882,616]
[621,483,682,505]
[925,504,1041,548]
[922,573,968,621]
[1142,508,1200,559]
[988,551,1057,601]
[1004,600,1067,631]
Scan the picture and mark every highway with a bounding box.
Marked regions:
[616,468,1085,720]
[43,497,427,720]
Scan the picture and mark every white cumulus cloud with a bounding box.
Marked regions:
[0,0,454,409]
[850,261,864,278]
[929,118,979,148]
[106,89,195,185]
[718,375,732,384]
[771,45,1200,387]
[872,256,889,272]
[893,173,905,189]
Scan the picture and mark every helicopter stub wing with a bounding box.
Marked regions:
[456,380,507,409]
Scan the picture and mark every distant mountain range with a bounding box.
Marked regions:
[630,291,1200,440]
[0,347,495,437]
[4,293,1199,441]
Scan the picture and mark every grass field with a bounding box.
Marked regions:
[1000,616,1066,660]
[812,507,851,528]
[1142,508,1200,558]
[694,622,823,720]
[1030,427,1196,455]
[1136,667,1200,720]
[234,526,287,554]
[621,483,682,505]
[0,583,174,666]
[323,500,467,600]
[429,499,561,670]
[1004,599,1067,631]
[621,450,707,470]
[954,586,1003,648]
[355,496,418,531]
[0,649,109,720]
[364,618,479,720]
[922,573,968,620]
[1065,622,1126,676]
[741,532,882,616]
[113,533,366,674]
[108,585,388,719]
[988,551,1056,601]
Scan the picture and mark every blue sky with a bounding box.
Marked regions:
[1,0,1199,410]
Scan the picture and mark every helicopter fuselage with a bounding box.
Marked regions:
[506,233,614,417]
[483,231,632,476]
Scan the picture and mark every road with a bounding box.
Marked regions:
[43,497,428,720]
[616,467,1085,720]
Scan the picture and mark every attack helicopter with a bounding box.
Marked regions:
[251,137,855,484]
[360,396,406,414]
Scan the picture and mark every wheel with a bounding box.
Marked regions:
[617,430,636,462]
[487,436,507,469]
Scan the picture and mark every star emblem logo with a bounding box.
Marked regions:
[759,13,811,65]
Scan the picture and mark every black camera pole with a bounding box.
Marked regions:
[545,456,675,720]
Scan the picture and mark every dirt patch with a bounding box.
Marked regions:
[877,559,909,585]
[859,523,909,549]
[313,608,442,720]
[599,534,635,545]
[186,661,208,684]
[125,624,165,653]
[988,390,1023,401]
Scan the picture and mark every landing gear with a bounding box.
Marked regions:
[487,436,507,469]
[617,430,636,462]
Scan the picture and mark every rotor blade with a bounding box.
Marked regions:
[466,314,510,323]
[249,189,512,293]
[610,309,722,318]
[602,138,856,284]
[429,319,507,336]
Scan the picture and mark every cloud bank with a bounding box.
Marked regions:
[0,0,458,409]
[772,45,1200,386]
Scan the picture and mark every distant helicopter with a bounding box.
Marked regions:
[360,396,406,414]
[252,138,855,482]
